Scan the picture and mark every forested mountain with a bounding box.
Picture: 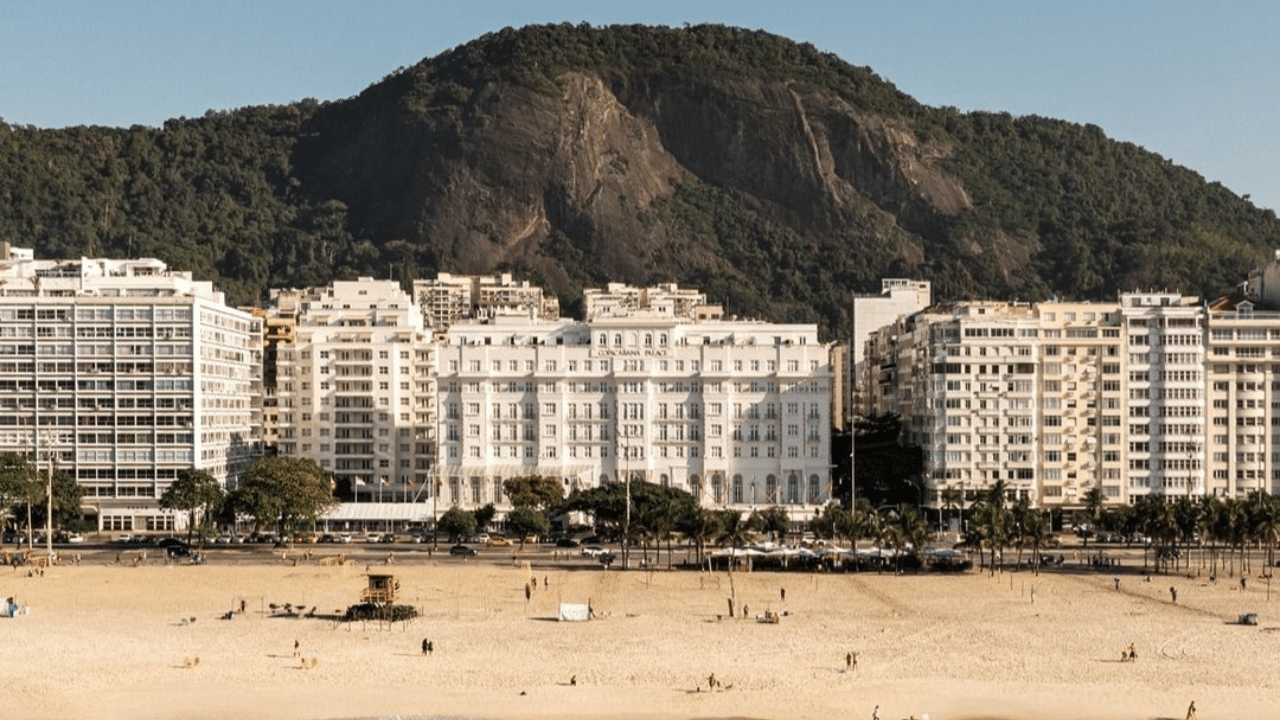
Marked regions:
[2,23,1277,339]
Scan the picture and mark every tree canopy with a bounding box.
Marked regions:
[158,468,225,543]
[437,506,477,541]
[502,475,565,510]
[228,457,336,535]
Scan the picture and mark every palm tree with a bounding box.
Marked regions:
[716,510,754,613]
[1021,507,1051,575]
[939,485,962,534]
[1252,493,1280,572]
[1142,498,1179,574]
[888,503,928,573]
[1081,486,1106,549]
[1196,496,1222,577]
[1173,495,1201,574]
[679,506,721,568]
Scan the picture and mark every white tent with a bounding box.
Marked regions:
[558,603,591,622]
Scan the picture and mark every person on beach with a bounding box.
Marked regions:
[1114,577,1120,591]
[422,638,430,655]
[525,583,531,603]
[872,704,880,720]
[1185,700,1197,719]
[1170,586,1178,604]
[780,587,786,602]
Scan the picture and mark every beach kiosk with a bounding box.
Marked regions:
[361,574,399,605]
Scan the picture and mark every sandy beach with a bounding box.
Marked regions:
[6,547,1280,720]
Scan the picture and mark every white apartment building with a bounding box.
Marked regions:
[413,272,558,335]
[1204,295,1279,497]
[583,282,724,322]
[270,279,437,513]
[852,280,931,423]
[436,301,834,521]
[0,245,258,531]
[874,293,1218,514]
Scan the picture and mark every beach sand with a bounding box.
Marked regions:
[6,551,1280,720]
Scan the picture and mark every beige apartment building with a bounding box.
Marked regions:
[866,274,1280,517]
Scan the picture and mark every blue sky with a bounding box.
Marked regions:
[2,1,1277,211]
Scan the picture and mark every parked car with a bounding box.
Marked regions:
[449,544,477,557]
[377,533,397,544]
[485,536,513,547]
[157,538,191,557]
[555,537,580,548]
[581,545,606,558]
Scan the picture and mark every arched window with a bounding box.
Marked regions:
[712,474,724,504]
[689,474,701,497]
[732,474,744,504]
[659,473,670,487]
[808,474,821,503]
[644,333,653,347]
[613,333,622,346]
[787,473,800,504]
[765,474,777,503]
[659,333,667,346]
[598,334,607,346]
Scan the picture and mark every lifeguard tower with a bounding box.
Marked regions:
[361,574,400,605]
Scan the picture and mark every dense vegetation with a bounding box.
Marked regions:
[2,23,1277,338]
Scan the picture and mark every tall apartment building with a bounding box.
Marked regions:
[1204,295,1277,497]
[0,245,258,531]
[866,290,1272,514]
[583,282,724,321]
[413,273,559,335]
[851,280,932,424]
[269,279,437,508]
[436,288,833,521]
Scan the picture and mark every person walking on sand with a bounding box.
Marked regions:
[1185,700,1197,720]
[1170,586,1178,604]
[1114,577,1120,591]
[422,637,431,656]
[780,587,786,602]
[872,704,881,720]
[525,583,531,603]
[846,652,853,670]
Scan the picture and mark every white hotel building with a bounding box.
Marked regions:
[433,283,834,521]
[0,245,258,531]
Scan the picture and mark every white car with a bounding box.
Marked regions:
[581,545,606,558]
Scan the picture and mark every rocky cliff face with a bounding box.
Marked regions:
[293,61,975,310]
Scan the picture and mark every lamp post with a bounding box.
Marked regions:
[45,453,53,558]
